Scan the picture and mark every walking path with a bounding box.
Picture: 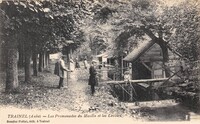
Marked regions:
[68,69,91,112]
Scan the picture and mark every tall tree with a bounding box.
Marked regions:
[106,0,199,77]
[1,1,20,92]
[5,35,19,92]
[0,0,100,92]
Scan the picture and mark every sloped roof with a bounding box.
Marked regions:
[96,47,116,59]
[123,40,155,62]
[96,53,108,57]
[107,50,117,58]
[63,40,74,46]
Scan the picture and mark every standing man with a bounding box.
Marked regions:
[54,55,71,89]
[88,60,98,95]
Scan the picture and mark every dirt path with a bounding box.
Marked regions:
[33,67,95,112]
[68,69,91,112]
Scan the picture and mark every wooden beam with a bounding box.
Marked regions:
[107,78,167,84]
[123,40,155,62]
[140,56,180,62]
[138,83,150,88]
[153,61,184,79]
[141,61,152,72]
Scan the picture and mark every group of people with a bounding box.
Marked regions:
[54,55,98,95]
[73,57,88,69]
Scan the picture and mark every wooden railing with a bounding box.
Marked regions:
[106,78,168,102]
[107,78,168,84]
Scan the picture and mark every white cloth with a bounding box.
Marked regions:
[124,74,130,81]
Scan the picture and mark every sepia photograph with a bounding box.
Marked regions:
[0,0,200,123]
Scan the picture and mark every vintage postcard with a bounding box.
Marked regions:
[0,0,200,124]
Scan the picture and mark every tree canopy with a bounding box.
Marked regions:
[0,0,200,92]
[85,0,200,62]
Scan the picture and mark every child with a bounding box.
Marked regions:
[124,70,131,85]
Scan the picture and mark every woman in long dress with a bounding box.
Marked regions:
[75,57,80,69]
[83,58,88,69]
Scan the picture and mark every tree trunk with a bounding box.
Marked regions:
[32,44,38,76]
[44,52,50,70]
[158,39,171,77]
[24,42,32,83]
[46,53,49,68]
[18,42,24,68]
[32,53,38,76]
[43,52,46,69]
[38,52,43,72]
[5,43,19,92]
[191,41,198,61]
[0,44,7,71]
[196,42,200,112]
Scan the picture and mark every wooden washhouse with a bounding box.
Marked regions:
[123,40,181,80]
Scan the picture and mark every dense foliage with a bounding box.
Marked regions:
[0,0,199,93]
[114,0,200,62]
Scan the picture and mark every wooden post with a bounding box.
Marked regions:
[149,82,153,100]
[151,63,155,78]
[122,84,125,101]
[130,84,133,101]
[121,56,123,80]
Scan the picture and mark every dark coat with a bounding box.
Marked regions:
[88,65,98,86]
